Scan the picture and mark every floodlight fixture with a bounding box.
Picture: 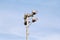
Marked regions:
[24,14,28,20]
[24,21,27,25]
[32,10,37,15]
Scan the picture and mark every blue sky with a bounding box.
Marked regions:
[0,0,60,40]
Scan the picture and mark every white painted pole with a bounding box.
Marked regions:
[26,17,29,40]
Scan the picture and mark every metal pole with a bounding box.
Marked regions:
[24,10,38,40]
[26,17,29,40]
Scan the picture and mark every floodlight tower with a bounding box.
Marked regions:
[24,10,38,40]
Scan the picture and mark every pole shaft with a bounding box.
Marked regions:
[26,26,29,40]
[26,17,29,40]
